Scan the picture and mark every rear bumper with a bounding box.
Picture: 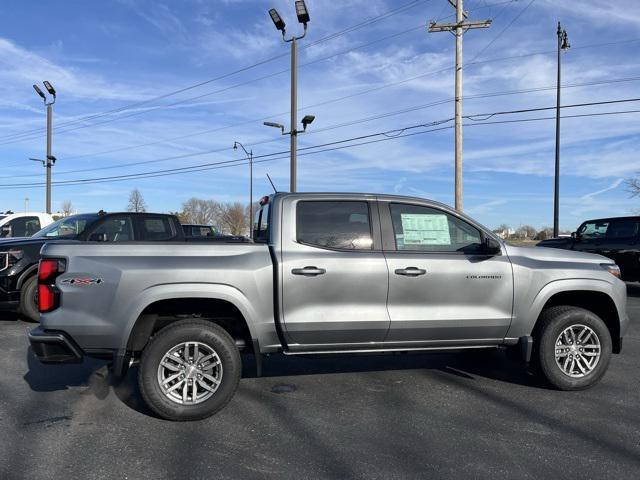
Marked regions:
[28,327,83,364]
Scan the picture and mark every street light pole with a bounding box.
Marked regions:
[268,1,310,193]
[33,81,57,214]
[233,141,253,236]
[46,102,53,214]
[290,36,298,193]
[554,22,570,238]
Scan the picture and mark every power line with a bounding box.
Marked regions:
[5,77,638,181]
[7,80,639,182]
[1,100,638,189]
[2,31,638,151]
[0,0,433,143]
[44,37,640,160]
[1,24,430,145]
[469,0,537,62]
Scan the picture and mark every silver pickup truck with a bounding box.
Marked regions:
[29,193,629,421]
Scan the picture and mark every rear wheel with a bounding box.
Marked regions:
[18,275,39,323]
[138,320,241,421]
[534,306,612,390]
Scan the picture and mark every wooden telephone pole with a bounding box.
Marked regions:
[429,0,491,211]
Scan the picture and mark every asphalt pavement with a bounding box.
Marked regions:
[1,285,639,479]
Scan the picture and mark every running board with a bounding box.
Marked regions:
[283,345,497,355]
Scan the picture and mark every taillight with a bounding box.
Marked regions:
[38,258,66,313]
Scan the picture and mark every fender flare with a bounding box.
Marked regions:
[120,283,261,351]
[16,263,39,290]
[528,278,619,329]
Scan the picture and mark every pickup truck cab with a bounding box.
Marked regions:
[537,216,640,281]
[1,211,183,321]
[0,212,54,238]
[29,193,629,421]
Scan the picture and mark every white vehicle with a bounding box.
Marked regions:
[0,212,54,238]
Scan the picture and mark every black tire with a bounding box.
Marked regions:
[138,319,241,421]
[534,306,612,391]
[18,275,39,323]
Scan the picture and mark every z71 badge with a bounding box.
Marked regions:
[61,277,103,286]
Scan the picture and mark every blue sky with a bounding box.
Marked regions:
[0,0,638,230]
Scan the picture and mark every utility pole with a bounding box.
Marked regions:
[554,22,570,238]
[32,81,57,214]
[233,141,253,236]
[267,1,311,192]
[429,0,491,211]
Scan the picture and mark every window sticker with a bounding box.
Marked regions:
[400,213,451,245]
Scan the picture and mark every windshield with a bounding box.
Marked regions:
[33,214,99,239]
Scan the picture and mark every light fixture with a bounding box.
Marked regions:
[264,121,285,133]
[33,84,46,100]
[43,81,56,96]
[295,0,310,25]
[561,31,570,50]
[269,8,286,32]
[301,115,315,130]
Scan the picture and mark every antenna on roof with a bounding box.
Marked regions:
[266,173,278,193]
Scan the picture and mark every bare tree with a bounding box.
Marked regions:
[61,200,75,217]
[515,225,537,240]
[626,174,640,197]
[127,189,147,213]
[180,198,220,225]
[218,202,248,236]
[534,227,554,241]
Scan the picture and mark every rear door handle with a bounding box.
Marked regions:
[394,267,427,277]
[292,266,326,277]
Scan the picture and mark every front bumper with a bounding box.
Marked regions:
[28,326,83,364]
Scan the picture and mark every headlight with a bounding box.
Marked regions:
[600,263,621,279]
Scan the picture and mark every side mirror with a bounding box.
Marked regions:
[483,237,502,255]
[89,233,108,242]
[1,225,12,238]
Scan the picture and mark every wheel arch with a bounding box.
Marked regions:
[16,263,39,289]
[122,284,261,354]
[530,281,622,353]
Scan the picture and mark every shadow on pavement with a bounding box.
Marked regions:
[21,348,541,418]
[23,347,111,397]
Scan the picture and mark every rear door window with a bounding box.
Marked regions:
[603,219,639,239]
[89,216,134,242]
[5,217,40,237]
[296,201,373,250]
[138,216,175,241]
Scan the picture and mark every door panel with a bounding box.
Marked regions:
[382,202,513,343]
[385,252,513,341]
[282,247,390,344]
[281,199,390,345]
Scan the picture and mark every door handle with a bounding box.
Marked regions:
[292,266,326,277]
[394,267,427,277]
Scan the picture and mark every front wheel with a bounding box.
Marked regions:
[534,306,612,390]
[18,275,39,322]
[138,320,241,421]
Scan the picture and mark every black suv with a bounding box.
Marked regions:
[537,216,640,281]
[0,211,183,321]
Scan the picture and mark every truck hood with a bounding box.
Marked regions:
[536,237,574,248]
[504,243,611,265]
[0,237,54,249]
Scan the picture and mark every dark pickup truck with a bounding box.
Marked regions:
[0,211,184,321]
[537,216,640,281]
